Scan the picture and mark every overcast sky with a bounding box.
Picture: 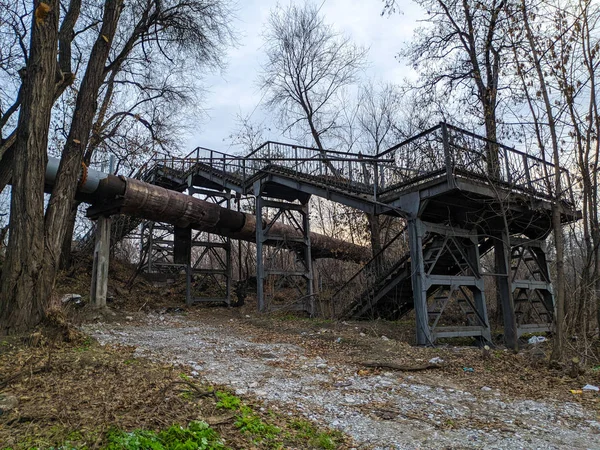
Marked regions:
[185,0,425,152]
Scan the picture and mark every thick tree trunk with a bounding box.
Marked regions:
[1,0,122,334]
[59,206,78,270]
[37,0,123,309]
[0,1,60,334]
[597,257,600,336]
[484,104,510,324]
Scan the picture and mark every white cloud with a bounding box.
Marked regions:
[185,0,423,152]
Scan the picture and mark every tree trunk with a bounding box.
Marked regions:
[59,206,78,270]
[37,0,123,309]
[0,0,60,334]
[367,213,382,274]
[552,205,566,360]
[596,249,600,335]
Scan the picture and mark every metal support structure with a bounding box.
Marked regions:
[174,226,192,265]
[510,238,554,336]
[90,215,111,308]
[140,221,180,274]
[254,181,314,315]
[410,219,491,345]
[408,219,431,345]
[138,188,233,306]
[186,187,232,306]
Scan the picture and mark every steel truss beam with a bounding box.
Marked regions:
[254,181,314,315]
[138,187,233,305]
[510,238,554,336]
[140,221,182,274]
[409,219,492,345]
[185,187,232,305]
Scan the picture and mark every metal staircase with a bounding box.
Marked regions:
[335,226,496,342]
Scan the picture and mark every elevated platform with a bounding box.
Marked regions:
[140,123,577,235]
[128,122,577,346]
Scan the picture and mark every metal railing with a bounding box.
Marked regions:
[135,122,575,206]
[443,124,574,204]
[330,226,410,318]
[144,142,386,197]
[376,123,575,204]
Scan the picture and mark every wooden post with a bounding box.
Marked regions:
[90,215,111,308]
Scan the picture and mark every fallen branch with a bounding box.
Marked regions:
[156,379,216,401]
[172,380,216,399]
[360,361,443,371]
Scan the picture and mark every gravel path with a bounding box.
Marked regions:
[84,313,600,449]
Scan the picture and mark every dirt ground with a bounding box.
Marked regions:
[80,301,600,449]
[2,259,599,449]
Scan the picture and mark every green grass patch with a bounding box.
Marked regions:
[214,391,241,410]
[215,391,280,446]
[235,405,281,442]
[213,390,344,449]
[105,421,228,450]
[289,419,343,450]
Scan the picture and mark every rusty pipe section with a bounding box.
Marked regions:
[118,178,367,262]
[45,157,367,263]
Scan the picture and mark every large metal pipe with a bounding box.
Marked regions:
[45,157,368,263]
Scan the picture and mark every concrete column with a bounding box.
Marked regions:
[90,216,111,308]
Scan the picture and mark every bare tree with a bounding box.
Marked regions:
[550,0,600,338]
[260,2,367,156]
[228,112,270,154]
[506,0,571,359]
[390,0,511,164]
[356,81,402,261]
[258,1,389,263]
[0,0,234,334]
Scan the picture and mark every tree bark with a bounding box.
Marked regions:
[0,0,60,334]
[37,0,123,311]
[59,206,78,270]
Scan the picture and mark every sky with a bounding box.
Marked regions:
[184,0,425,153]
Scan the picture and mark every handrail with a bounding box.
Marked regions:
[247,140,378,159]
[445,123,557,167]
[138,122,576,208]
[376,124,442,158]
[329,225,408,301]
